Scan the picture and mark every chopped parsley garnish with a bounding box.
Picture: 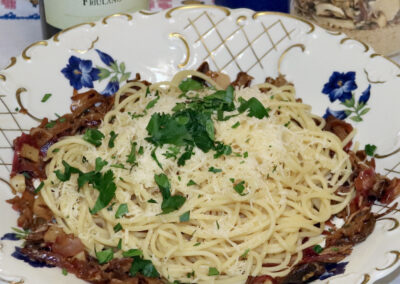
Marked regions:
[95,157,108,172]
[179,78,203,92]
[216,221,220,229]
[96,248,114,264]
[240,249,250,259]
[34,182,44,194]
[129,256,160,278]
[163,145,180,160]
[147,199,157,204]
[313,245,323,254]
[108,131,118,148]
[365,144,377,156]
[54,160,81,182]
[138,146,144,155]
[113,223,123,232]
[115,203,129,218]
[117,239,122,249]
[89,170,117,214]
[238,97,270,119]
[62,268,68,276]
[209,167,222,173]
[187,179,197,186]
[208,267,219,276]
[123,249,143,257]
[233,181,246,195]
[243,151,248,158]
[331,247,339,252]
[111,164,125,169]
[187,271,195,278]
[151,148,163,170]
[83,129,105,147]
[284,121,291,127]
[41,93,52,103]
[193,242,201,246]
[107,202,116,211]
[127,142,137,165]
[145,91,160,109]
[229,178,235,183]
[155,173,186,214]
[179,211,190,222]
[214,142,232,159]
[22,172,31,179]
[232,121,240,128]
[59,117,66,123]
[45,121,56,129]
[52,148,60,153]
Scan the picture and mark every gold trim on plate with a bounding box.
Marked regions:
[16,87,42,122]
[166,5,231,18]
[5,57,16,70]
[0,74,5,81]
[377,218,400,232]
[364,69,386,84]
[253,11,315,34]
[102,13,133,24]
[0,276,24,284]
[71,36,99,54]
[278,44,306,75]
[361,274,370,284]
[340,37,369,52]
[53,22,96,42]
[169,33,190,68]
[376,250,400,271]
[139,10,159,16]
[22,41,48,61]
[370,53,400,76]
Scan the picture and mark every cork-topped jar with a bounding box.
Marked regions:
[292,0,400,55]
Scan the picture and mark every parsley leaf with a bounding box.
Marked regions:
[96,248,114,264]
[208,267,219,276]
[365,144,377,156]
[214,142,232,159]
[179,211,190,222]
[89,170,117,214]
[62,268,68,276]
[147,199,157,204]
[163,146,180,160]
[113,223,123,232]
[127,142,137,165]
[54,160,81,182]
[177,145,194,166]
[34,182,44,194]
[209,167,222,173]
[108,131,118,148]
[95,157,108,172]
[123,249,143,257]
[234,181,246,195]
[83,129,105,147]
[110,164,125,169]
[179,78,203,92]
[187,179,196,186]
[151,148,163,170]
[117,239,122,249]
[115,203,129,218]
[41,93,52,103]
[145,91,160,109]
[313,245,323,254]
[240,249,250,259]
[129,256,160,278]
[232,121,240,128]
[193,242,201,246]
[155,174,186,214]
[238,97,270,119]
[45,121,56,129]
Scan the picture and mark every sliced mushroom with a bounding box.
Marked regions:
[316,3,347,18]
[314,15,356,29]
[370,0,400,22]
[10,174,26,193]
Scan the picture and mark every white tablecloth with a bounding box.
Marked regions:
[0,0,399,283]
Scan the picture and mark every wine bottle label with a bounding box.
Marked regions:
[43,0,149,29]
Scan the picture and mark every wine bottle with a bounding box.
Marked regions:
[39,0,150,39]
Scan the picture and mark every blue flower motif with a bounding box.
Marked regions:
[322,72,357,102]
[323,108,348,120]
[358,84,371,105]
[102,79,119,96]
[319,262,348,280]
[96,49,115,66]
[61,56,100,90]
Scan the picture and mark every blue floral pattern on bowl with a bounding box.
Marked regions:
[322,71,371,122]
[61,49,131,96]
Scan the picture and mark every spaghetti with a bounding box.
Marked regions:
[39,70,354,283]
